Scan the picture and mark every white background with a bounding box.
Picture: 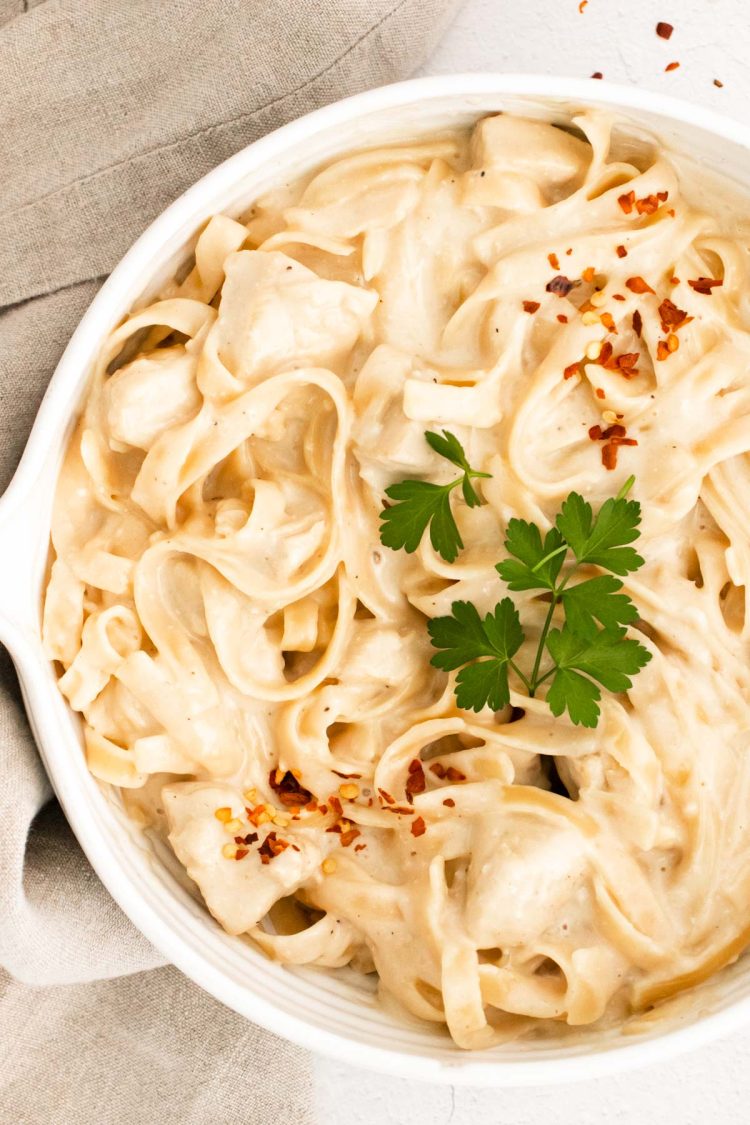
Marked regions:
[316,1,750,1120]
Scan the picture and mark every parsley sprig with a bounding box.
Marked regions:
[378,431,651,727]
[379,430,491,563]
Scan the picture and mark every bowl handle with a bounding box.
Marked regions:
[0,464,49,648]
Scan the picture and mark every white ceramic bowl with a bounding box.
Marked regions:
[3,74,750,1085]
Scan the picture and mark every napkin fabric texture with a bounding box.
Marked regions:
[0,1,458,1120]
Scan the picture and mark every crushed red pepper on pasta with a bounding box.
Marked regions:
[688,276,723,294]
[405,759,427,797]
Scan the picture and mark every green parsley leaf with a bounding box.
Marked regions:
[379,431,491,562]
[496,522,566,591]
[546,668,602,729]
[555,491,644,575]
[561,575,639,639]
[380,480,463,562]
[545,625,652,726]
[455,660,511,713]
[424,429,472,472]
[428,598,524,712]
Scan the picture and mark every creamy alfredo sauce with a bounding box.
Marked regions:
[43,113,750,1048]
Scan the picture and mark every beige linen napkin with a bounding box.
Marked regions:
[0,1,459,1120]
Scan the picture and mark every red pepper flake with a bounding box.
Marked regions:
[616,244,627,258]
[595,388,605,399]
[658,297,692,333]
[340,828,361,847]
[626,276,655,294]
[566,248,573,256]
[714,78,724,88]
[591,342,639,379]
[329,795,343,817]
[665,61,680,72]
[591,71,603,80]
[383,804,415,815]
[234,832,259,846]
[443,798,456,808]
[247,803,271,827]
[600,312,616,332]
[405,759,426,798]
[602,443,618,470]
[354,843,367,852]
[598,341,614,366]
[522,300,540,314]
[411,817,426,838]
[656,339,670,361]
[635,192,668,215]
[579,0,588,11]
[688,276,723,294]
[557,313,569,323]
[546,274,580,297]
[378,787,395,805]
[564,361,581,380]
[615,352,640,378]
[548,252,560,270]
[234,847,249,860]
[326,822,342,833]
[656,21,674,39]
[269,768,313,808]
[445,766,466,782]
[429,762,447,779]
[612,293,626,301]
[618,191,636,214]
[582,266,596,283]
[589,422,638,470]
[258,832,290,864]
[632,309,643,337]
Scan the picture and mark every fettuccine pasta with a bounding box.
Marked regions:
[44,112,750,1048]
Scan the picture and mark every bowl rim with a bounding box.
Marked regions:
[5,71,750,1085]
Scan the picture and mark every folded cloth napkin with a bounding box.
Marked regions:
[0,1,458,1120]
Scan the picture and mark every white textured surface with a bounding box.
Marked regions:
[316,1,750,1119]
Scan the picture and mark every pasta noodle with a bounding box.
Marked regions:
[43,111,750,1048]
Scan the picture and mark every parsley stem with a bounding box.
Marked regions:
[528,571,575,694]
[467,470,493,480]
[509,660,533,695]
[534,666,556,688]
[616,474,636,501]
[530,542,568,574]
[528,598,558,695]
